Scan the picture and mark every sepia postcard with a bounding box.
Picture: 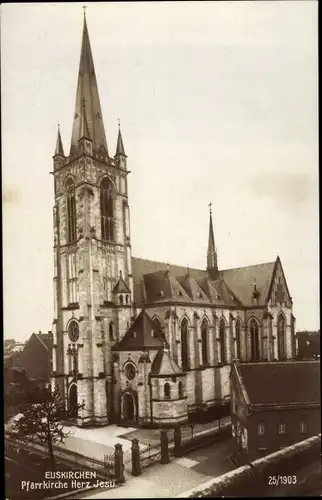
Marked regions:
[2,1,320,499]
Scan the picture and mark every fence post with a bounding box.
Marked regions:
[174,425,182,458]
[160,430,169,464]
[114,443,125,483]
[131,439,141,476]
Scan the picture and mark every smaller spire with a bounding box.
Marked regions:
[115,119,126,156]
[54,123,64,156]
[207,202,218,272]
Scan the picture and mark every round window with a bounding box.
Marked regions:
[125,363,136,380]
[68,321,79,343]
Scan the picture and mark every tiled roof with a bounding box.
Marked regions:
[143,270,192,304]
[151,349,183,376]
[177,274,210,303]
[239,361,320,405]
[132,256,276,308]
[218,261,276,307]
[112,309,166,351]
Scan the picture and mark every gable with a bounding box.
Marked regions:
[267,257,292,308]
[112,309,166,351]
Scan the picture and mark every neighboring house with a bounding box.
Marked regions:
[296,331,320,360]
[10,342,26,353]
[230,360,320,462]
[19,332,53,382]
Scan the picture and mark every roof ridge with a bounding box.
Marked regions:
[132,256,203,272]
[220,260,276,273]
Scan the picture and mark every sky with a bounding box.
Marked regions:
[2,1,319,340]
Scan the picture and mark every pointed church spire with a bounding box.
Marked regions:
[207,203,218,272]
[70,11,108,155]
[54,124,64,156]
[115,120,126,156]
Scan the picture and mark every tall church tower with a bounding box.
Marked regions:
[51,13,133,426]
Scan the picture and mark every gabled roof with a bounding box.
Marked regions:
[218,261,276,307]
[151,349,184,376]
[35,332,53,350]
[113,275,130,294]
[238,361,320,405]
[143,270,192,304]
[177,273,209,303]
[131,256,278,308]
[112,309,166,351]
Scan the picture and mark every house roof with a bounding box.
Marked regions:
[35,332,53,350]
[112,309,166,351]
[238,361,320,405]
[150,349,183,376]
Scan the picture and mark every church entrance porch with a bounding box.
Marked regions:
[121,391,137,426]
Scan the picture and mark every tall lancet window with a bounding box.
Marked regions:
[277,314,286,360]
[201,318,209,365]
[181,318,190,371]
[100,178,114,241]
[250,319,260,362]
[67,252,78,304]
[235,319,242,360]
[219,318,227,364]
[66,178,77,242]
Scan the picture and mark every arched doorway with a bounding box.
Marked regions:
[122,393,135,422]
[68,383,78,418]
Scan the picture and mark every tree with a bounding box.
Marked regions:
[9,385,85,468]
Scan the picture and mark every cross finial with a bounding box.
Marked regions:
[83,5,87,18]
[209,202,212,215]
[57,121,60,130]
[117,118,121,129]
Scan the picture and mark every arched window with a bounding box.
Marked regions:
[219,319,227,364]
[235,319,241,360]
[178,381,184,398]
[126,295,129,304]
[65,178,76,242]
[180,318,189,370]
[164,383,171,399]
[119,295,123,305]
[277,314,286,360]
[109,322,114,341]
[249,319,260,362]
[201,318,209,365]
[100,178,114,241]
[152,317,161,338]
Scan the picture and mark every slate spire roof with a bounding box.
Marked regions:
[207,205,218,271]
[116,125,126,156]
[54,125,64,156]
[70,14,108,154]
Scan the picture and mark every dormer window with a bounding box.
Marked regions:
[132,331,136,339]
[178,290,183,297]
[216,294,221,300]
[197,292,202,298]
[158,290,164,297]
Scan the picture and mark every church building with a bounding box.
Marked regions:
[51,14,297,427]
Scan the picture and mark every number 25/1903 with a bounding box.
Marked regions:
[268,476,297,486]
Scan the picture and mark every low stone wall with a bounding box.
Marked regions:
[177,434,321,498]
